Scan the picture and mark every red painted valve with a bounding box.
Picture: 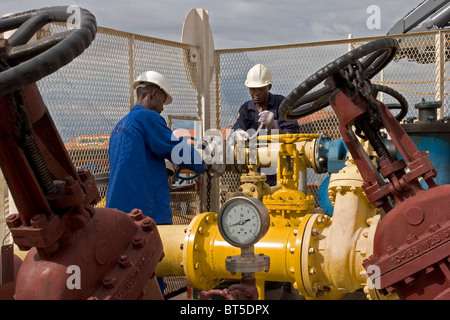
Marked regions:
[199,276,259,300]
[279,37,450,299]
[0,7,164,299]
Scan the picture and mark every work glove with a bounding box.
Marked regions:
[258,110,277,129]
[228,129,250,144]
[165,159,175,176]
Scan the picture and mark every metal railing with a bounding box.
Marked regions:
[216,30,450,204]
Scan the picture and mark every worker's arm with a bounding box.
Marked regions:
[232,104,250,131]
[141,112,205,173]
[277,117,300,133]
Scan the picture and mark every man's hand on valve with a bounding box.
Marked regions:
[258,110,277,130]
[228,129,250,144]
[165,159,176,176]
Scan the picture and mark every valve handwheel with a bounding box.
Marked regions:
[173,135,203,180]
[0,6,97,96]
[174,166,201,181]
[279,36,450,300]
[371,83,408,122]
[279,37,399,121]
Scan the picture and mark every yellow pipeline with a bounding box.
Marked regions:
[157,162,385,300]
[157,214,304,300]
[156,225,186,277]
[157,212,380,299]
[157,216,299,280]
[156,135,390,299]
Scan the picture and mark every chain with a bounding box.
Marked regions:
[206,172,212,212]
[341,61,394,163]
[342,61,384,138]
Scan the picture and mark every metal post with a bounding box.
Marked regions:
[434,31,445,119]
[347,34,353,52]
[182,9,219,213]
[128,34,136,108]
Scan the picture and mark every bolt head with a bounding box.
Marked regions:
[6,214,22,228]
[141,218,155,232]
[244,288,253,298]
[130,209,144,221]
[132,236,146,249]
[31,213,47,228]
[119,255,132,268]
[103,276,117,289]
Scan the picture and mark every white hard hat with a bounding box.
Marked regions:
[132,71,173,105]
[244,64,273,88]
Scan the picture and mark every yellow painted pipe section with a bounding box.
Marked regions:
[156,214,303,287]
[156,225,187,277]
[155,138,389,300]
[156,186,382,299]
[185,213,301,289]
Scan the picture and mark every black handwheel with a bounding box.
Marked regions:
[0,6,97,96]
[174,166,201,181]
[279,37,400,121]
[371,84,408,122]
[174,136,203,181]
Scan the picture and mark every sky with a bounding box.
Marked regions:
[0,0,429,49]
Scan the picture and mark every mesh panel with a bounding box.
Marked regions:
[216,31,450,204]
[38,25,132,199]
[36,25,201,298]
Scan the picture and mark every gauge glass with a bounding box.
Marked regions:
[220,199,263,246]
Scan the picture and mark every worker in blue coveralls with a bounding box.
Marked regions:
[106,71,205,295]
[230,64,300,186]
[106,70,205,224]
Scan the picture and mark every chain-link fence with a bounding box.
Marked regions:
[1,21,449,297]
[35,25,201,203]
[216,31,450,205]
[2,23,202,297]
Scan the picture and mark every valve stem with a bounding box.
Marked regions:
[357,116,394,163]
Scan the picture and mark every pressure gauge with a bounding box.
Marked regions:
[218,196,270,248]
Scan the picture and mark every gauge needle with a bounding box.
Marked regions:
[228,219,251,227]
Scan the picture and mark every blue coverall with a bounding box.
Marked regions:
[232,92,300,186]
[106,104,205,224]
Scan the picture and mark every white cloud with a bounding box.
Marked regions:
[0,0,429,49]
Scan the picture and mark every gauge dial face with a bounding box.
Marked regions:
[218,197,269,248]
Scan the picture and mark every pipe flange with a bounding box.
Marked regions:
[183,212,221,290]
[225,254,270,274]
[293,213,344,299]
[299,213,335,298]
[314,133,329,174]
[360,215,398,300]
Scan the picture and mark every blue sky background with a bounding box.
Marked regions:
[1,0,426,49]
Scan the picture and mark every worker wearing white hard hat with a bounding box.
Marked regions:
[107,70,205,293]
[132,70,173,105]
[107,70,204,224]
[230,64,300,186]
[244,63,274,88]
